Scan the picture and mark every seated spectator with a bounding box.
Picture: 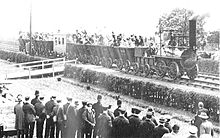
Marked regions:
[162,124,180,138]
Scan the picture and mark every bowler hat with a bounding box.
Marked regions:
[39,97,44,100]
[57,99,62,103]
[51,96,56,99]
[67,97,73,101]
[35,90,40,96]
[131,108,141,114]
[198,112,209,119]
[82,101,87,105]
[25,96,30,101]
[159,116,166,123]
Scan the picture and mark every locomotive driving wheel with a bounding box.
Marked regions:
[167,61,180,80]
[116,59,123,70]
[124,60,131,73]
[155,60,167,78]
[143,63,151,77]
[187,64,198,80]
[133,63,140,74]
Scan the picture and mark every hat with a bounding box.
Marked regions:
[82,101,87,105]
[25,96,30,101]
[51,96,56,99]
[57,77,61,81]
[97,95,102,99]
[57,99,62,103]
[118,107,126,114]
[117,100,122,105]
[35,90,40,96]
[198,112,209,119]
[159,116,166,123]
[189,125,198,134]
[147,106,154,112]
[39,97,44,100]
[131,108,141,114]
[75,101,79,105]
[67,97,73,101]
[87,103,93,107]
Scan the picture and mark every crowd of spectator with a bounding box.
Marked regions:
[69,30,155,47]
[11,88,214,138]
[19,31,53,41]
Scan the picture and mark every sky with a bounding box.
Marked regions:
[0,0,219,40]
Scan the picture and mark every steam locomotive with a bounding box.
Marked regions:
[18,19,198,80]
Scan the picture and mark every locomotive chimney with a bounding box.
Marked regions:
[189,19,196,50]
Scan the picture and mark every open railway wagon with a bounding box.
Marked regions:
[18,38,54,56]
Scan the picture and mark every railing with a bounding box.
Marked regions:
[1,57,77,80]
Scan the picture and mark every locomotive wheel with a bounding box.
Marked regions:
[116,60,123,70]
[133,63,140,74]
[124,60,131,72]
[95,56,100,65]
[155,60,167,78]
[187,64,198,80]
[106,58,113,68]
[167,62,180,80]
[143,63,151,77]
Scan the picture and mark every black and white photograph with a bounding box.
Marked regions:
[0,0,219,138]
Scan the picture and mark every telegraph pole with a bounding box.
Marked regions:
[29,0,32,55]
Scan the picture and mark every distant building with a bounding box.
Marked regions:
[53,31,66,53]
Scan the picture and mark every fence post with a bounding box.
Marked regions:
[29,67,31,79]
[52,62,55,77]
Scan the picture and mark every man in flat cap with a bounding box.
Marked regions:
[63,97,78,138]
[164,114,172,133]
[14,94,24,138]
[53,99,64,138]
[112,107,129,138]
[77,101,88,138]
[45,96,56,138]
[128,108,142,138]
[22,96,36,138]
[97,106,112,138]
[34,96,46,138]
[152,116,170,138]
[92,95,103,138]
[31,90,40,106]
[139,111,155,138]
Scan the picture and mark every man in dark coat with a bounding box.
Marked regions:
[139,112,155,138]
[63,97,78,138]
[77,101,87,138]
[31,90,40,106]
[34,96,46,138]
[44,96,56,138]
[113,100,127,118]
[82,103,96,138]
[128,108,141,138]
[164,115,172,133]
[14,94,24,138]
[53,99,64,138]
[92,95,103,138]
[152,116,170,138]
[22,96,36,138]
[97,107,112,138]
[112,108,129,138]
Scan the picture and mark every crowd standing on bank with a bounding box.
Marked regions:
[13,90,214,138]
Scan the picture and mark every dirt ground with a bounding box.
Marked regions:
[0,77,219,138]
